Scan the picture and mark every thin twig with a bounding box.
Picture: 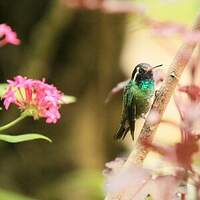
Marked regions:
[105,13,200,200]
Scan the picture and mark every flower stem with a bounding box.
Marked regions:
[0,114,27,132]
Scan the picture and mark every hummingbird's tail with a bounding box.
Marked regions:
[114,125,129,140]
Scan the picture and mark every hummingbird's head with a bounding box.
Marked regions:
[131,63,162,84]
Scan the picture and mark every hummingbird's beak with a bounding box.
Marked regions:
[147,64,163,72]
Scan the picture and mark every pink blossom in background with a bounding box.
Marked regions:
[105,80,129,103]
[146,110,161,125]
[146,133,199,171]
[103,157,126,176]
[104,159,179,200]
[0,24,20,47]
[145,18,200,43]
[64,0,145,14]
[3,76,64,123]
[64,0,102,10]
[105,164,151,198]
[101,0,145,14]
[184,31,200,43]
[145,19,187,37]
[179,85,200,102]
[145,84,200,171]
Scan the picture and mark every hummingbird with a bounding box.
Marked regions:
[115,63,162,140]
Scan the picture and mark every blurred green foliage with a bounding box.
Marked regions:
[135,0,199,24]
[0,189,35,200]
[39,170,104,200]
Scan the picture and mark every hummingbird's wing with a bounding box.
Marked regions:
[127,96,136,140]
[114,87,129,140]
[114,86,136,140]
[114,101,129,139]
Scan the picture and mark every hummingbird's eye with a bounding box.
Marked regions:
[139,68,145,73]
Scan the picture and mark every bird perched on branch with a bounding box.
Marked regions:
[115,63,162,140]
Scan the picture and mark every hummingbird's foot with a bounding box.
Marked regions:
[155,90,160,97]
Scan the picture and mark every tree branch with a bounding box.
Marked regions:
[125,13,200,167]
[105,13,200,200]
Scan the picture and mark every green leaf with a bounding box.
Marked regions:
[60,95,76,104]
[0,133,52,143]
[0,188,35,200]
[0,83,8,98]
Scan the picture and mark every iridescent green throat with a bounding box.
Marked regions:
[138,79,154,95]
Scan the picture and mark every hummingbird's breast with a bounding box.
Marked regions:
[138,79,154,95]
[125,79,155,119]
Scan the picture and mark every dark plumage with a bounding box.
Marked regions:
[115,63,162,140]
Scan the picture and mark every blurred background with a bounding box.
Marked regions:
[0,0,199,199]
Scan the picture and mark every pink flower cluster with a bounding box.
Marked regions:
[3,76,63,123]
[0,24,20,47]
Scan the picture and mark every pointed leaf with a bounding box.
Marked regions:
[60,95,76,104]
[0,83,8,98]
[0,133,52,143]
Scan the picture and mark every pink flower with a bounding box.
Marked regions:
[64,0,145,14]
[146,110,161,125]
[146,133,200,171]
[104,159,180,200]
[103,157,126,176]
[145,19,187,37]
[105,80,129,103]
[3,76,64,123]
[145,88,200,171]
[104,161,152,198]
[184,31,200,43]
[179,85,200,102]
[0,24,20,47]
[101,0,145,14]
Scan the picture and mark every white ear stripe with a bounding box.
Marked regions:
[132,66,140,81]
